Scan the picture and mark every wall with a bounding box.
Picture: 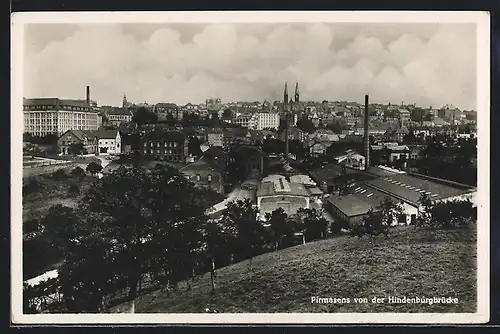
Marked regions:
[258,195,309,216]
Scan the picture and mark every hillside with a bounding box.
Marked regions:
[109,226,477,313]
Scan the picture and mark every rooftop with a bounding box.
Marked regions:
[142,130,186,142]
[257,175,310,198]
[365,173,475,205]
[23,98,95,110]
[326,185,390,217]
[92,129,119,139]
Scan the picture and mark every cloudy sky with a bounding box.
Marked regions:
[23,22,477,110]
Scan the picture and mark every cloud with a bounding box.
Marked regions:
[23,23,477,109]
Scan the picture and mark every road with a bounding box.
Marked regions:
[207,179,259,216]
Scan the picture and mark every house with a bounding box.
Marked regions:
[180,148,226,194]
[309,141,329,156]
[154,103,182,121]
[223,128,251,147]
[94,129,122,154]
[335,150,366,170]
[279,127,305,142]
[370,143,410,166]
[141,130,188,163]
[102,107,133,127]
[384,120,409,143]
[57,130,98,155]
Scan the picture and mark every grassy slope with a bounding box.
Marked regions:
[22,172,95,222]
[110,226,476,313]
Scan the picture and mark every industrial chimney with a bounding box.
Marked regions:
[364,94,370,171]
[86,86,90,105]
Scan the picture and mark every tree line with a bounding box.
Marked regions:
[23,164,335,313]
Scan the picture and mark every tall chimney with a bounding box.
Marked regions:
[285,112,289,162]
[86,85,90,105]
[364,94,370,171]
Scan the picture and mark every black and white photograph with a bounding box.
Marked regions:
[11,11,490,324]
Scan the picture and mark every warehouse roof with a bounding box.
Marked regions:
[365,173,474,204]
[257,175,310,198]
[326,185,390,217]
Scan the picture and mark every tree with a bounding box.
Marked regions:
[132,106,158,129]
[71,166,87,180]
[296,116,316,134]
[86,162,103,176]
[265,208,290,251]
[222,109,232,118]
[40,205,80,253]
[68,183,80,196]
[188,136,202,156]
[69,142,87,156]
[295,208,328,242]
[222,199,260,268]
[350,197,402,239]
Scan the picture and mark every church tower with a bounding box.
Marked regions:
[122,94,128,108]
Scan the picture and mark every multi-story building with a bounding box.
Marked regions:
[234,114,253,128]
[250,112,280,130]
[141,130,189,163]
[207,130,224,147]
[102,107,133,127]
[206,98,222,111]
[180,146,226,194]
[154,103,183,121]
[23,88,99,137]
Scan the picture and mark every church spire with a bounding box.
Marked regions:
[294,82,300,103]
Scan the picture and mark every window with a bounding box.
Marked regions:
[208,174,212,182]
[196,174,201,181]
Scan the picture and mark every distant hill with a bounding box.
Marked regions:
[109,226,476,313]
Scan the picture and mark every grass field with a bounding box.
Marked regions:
[22,170,96,222]
[109,226,476,313]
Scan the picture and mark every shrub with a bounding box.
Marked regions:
[416,193,476,229]
[68,184,80,196]
[51,168,69,181]
[23,176,43,195]
[86,162,103,175]
[71,167,86,180]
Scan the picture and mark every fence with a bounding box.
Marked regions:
[23,160,73,169]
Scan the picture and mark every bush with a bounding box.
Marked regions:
[86,162,103,175]
[68,184,80,196]
[51,168,69,181]
[416,193,476,229]
[71,167,86,180]
[23,176,43,196]
[24,219,41,235]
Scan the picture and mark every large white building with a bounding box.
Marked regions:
[23,87,99,137]
[250,112,280,130]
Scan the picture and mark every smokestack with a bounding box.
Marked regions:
[364,94,370,171]
[285,113,289,161]
[86,86,90,105]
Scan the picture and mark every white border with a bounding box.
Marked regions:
[11,11,491,324]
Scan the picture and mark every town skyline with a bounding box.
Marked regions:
[24,22,477,110]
